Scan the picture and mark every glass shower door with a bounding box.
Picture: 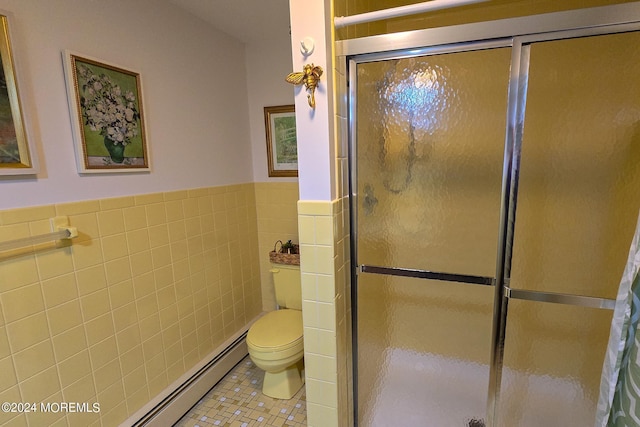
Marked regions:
[497,31,640,427]
[353,45,512,426]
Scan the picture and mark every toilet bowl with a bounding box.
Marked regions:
[247,262,304,399]
[247,309,304,399]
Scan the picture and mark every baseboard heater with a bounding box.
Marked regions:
[125,332,248,427]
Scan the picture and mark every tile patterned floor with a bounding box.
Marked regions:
[175,356,306,427]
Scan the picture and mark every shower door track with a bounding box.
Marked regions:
[340,3,640,426]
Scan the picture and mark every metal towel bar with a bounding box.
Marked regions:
[0,226,77,253]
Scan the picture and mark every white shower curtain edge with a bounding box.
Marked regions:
[595,210,640,427]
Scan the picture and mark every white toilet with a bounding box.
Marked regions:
[247,263,304,399]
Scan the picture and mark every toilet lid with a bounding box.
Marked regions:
[247,309,303,350]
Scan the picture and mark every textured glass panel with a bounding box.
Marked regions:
[498,300,613,427]
[356,47,511,277]
[355,47,510,425]
[357,274,493,426]
[511,32,640,298]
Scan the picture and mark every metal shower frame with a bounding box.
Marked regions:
[337,3,640,425]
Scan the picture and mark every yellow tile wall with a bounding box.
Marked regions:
[254,182,300,310]
[298,198,351,427]
[0,183,261,427]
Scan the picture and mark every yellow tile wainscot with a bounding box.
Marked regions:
[0,184,270,426]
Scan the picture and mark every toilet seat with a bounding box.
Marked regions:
[247,309,303,360]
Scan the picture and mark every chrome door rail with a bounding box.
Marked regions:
[506,287,615,310]
[336,3,640,57]
[360,264,495,286]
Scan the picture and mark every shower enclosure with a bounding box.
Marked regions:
[339,4,640,426]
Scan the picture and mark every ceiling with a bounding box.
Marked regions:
[169,0,292,45]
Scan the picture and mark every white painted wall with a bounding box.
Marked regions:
[246,34,297,183]
[289,0,336,201]
[0,0,253,209]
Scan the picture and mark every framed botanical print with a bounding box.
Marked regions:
[264,105,297,177]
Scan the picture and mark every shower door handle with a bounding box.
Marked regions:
[504,286,615,310]
[359,264,495,286]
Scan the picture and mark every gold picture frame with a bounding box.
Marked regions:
[0,14,36,175]
[63,51,150,173]
[264,105,297,177]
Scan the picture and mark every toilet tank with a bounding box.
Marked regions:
[270,263,302,310]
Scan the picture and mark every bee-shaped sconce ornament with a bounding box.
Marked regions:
[285,64,323,109]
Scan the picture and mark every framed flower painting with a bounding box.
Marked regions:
[63,51,150,173]
[0,14,37,175]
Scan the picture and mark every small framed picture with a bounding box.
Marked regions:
[63,51,150,173]
[264,105,297,177]
[0,14,37,175]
